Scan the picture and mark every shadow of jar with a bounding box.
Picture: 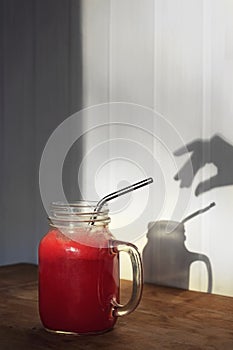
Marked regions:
[143,221,212,292]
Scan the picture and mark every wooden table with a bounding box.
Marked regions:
[0,264,232,349]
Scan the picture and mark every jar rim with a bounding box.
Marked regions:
[49,200,110,227]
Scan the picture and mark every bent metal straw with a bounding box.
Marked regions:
[90,177,154,225]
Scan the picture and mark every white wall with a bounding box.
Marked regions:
[2,0,232,298]
[81,0,233,297]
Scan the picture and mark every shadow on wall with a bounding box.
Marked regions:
[143,221,213,293]
[174,134,233,196]
[143,133,233,292]
[0,0,83,264]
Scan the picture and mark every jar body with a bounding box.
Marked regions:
[39,226,119,334]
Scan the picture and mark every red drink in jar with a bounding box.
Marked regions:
[39,228,119,334]
[38,202,143,335]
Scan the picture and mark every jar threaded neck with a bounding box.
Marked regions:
[48,201,110,228]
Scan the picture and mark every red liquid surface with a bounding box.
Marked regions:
[39,229,119,334]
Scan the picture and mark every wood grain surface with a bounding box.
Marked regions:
[0,264,232,350]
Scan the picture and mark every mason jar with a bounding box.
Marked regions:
[38,201,143,335]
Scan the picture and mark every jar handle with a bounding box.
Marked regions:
[111,240,143,317]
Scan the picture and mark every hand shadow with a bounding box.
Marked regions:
[174,134,233,196]
[143,221,213,292]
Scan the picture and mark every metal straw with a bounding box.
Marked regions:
[90,177,154,224]
[181,202,216,224]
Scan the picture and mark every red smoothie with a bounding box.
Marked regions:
[39,228,119,334]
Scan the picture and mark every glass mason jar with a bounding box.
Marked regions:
[38,201,143,335]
